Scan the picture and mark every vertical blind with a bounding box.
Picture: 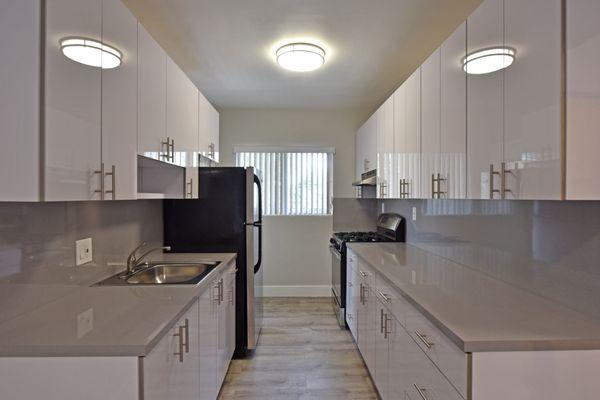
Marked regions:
[235,150,333,215]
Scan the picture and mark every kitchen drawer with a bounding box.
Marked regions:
[404,301,468,398]
[373,274,416,328]
[404,330,464,400]
[356,256,375,287]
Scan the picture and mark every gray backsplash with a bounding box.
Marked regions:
[333,198,600,320]
[0,200,163,277]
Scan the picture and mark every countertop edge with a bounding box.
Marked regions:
[348,243,600,353]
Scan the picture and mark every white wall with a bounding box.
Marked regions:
[220,108,361,296]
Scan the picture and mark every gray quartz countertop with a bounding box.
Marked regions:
[0,253,236,357]
[348,243,600,352]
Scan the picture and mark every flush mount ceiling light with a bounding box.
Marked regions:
[60,37,122,69]
[276,42,326,72]
[462,47,515,75]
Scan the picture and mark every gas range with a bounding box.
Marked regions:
[329,213,405,328]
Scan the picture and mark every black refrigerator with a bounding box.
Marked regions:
[163,167,263,356]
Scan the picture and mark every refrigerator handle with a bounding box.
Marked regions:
[253,175,263,274]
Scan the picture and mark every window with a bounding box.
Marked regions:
[235,148,334,216]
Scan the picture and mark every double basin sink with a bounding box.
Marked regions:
[95,261,220,286]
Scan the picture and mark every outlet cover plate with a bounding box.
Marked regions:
[412,207,417,221]
[76,238,93,266]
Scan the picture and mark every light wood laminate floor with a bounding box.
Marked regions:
[218,297,378,400]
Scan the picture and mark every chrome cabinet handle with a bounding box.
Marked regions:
[413,384,429,400]
[384,313,392,339]
[104,165,116,200]
[94,163,105,200]
[173,325,185,362]
[489,164,501,199]
[219,278,224,302]
[186,178,193,198]
[213,281,221,304]
[359,283,363,304]
[400,178,410,198]
[183,318,190,353]
[414,330,434,349]
[501,162,513,199]
[380,308,385,334]
[379,182,387,198]
[377,290,391,303]
[431,173,447,199]
[161,137,171,160]
[169,138,175,161]
[359,270,367,278]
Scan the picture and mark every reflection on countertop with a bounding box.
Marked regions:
[349,242,600,352]
[0,252,236,357]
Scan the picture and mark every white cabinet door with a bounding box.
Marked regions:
[504,0,561,199]
[101,0,138,200]
[0,0,40,201]
[346,250,358,338]
[144,300,199,400]
[377,96,394,198]
[374,300,390,400]
[421,50,441,199]
[173,302,200,400]
[356,114,378,179]
[441,22,467,199]
[389,318,412,400]
[405,69,422,198]
[198,278,218,400]
[567,0,600,199]
[466,0,504,199]
[393,84,407,199]
[199,91,220,163]
[138,23,167,161]
[44,0,102,201]
[225,263,237,363]
[167,57,199,167]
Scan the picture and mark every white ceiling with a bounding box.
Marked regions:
[123,0,481,119]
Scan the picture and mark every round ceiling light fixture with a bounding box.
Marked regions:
[462,47,515,75]
[276,42,326,72]
[60,37,122,69]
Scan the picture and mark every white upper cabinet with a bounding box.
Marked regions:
[167,58,199,167]
[101,0,138,200]
[356,113,377,180]
[393,84,406,199]
[44,0,102,201]
[405,69,422,198]
[138,23,167,162]
[376,95,394,198]
[421,49,442,199]
[199,91,220,163]
[440,22,467,199]
[466,0,504,199]
[567,0,600,199]
[0,0,40,201]
[504,0,561,199]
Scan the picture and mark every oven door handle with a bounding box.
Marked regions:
[329,245,341,260]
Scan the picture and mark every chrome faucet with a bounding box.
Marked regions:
[125,242,172,275]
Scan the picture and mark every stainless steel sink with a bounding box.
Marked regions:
[94,261,220,286]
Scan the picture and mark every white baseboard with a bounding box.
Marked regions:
[262,285,331,297]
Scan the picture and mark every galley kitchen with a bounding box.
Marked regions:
[1,0,600,399]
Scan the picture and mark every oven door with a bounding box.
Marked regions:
[329,244,345,327]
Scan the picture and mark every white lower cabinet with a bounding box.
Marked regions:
[143,300,200,400]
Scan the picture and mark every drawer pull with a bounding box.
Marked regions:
[377,290,391,302]
[413,384,429,400]
[384,313,392,339]
[183,318,190,353]
[415,330,435,349]
[380,308,385,334]
[173,325,185,363]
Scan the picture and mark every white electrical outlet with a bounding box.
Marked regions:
[75,238,93,266]
[381,202,385,213]
[412,206,417,221]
